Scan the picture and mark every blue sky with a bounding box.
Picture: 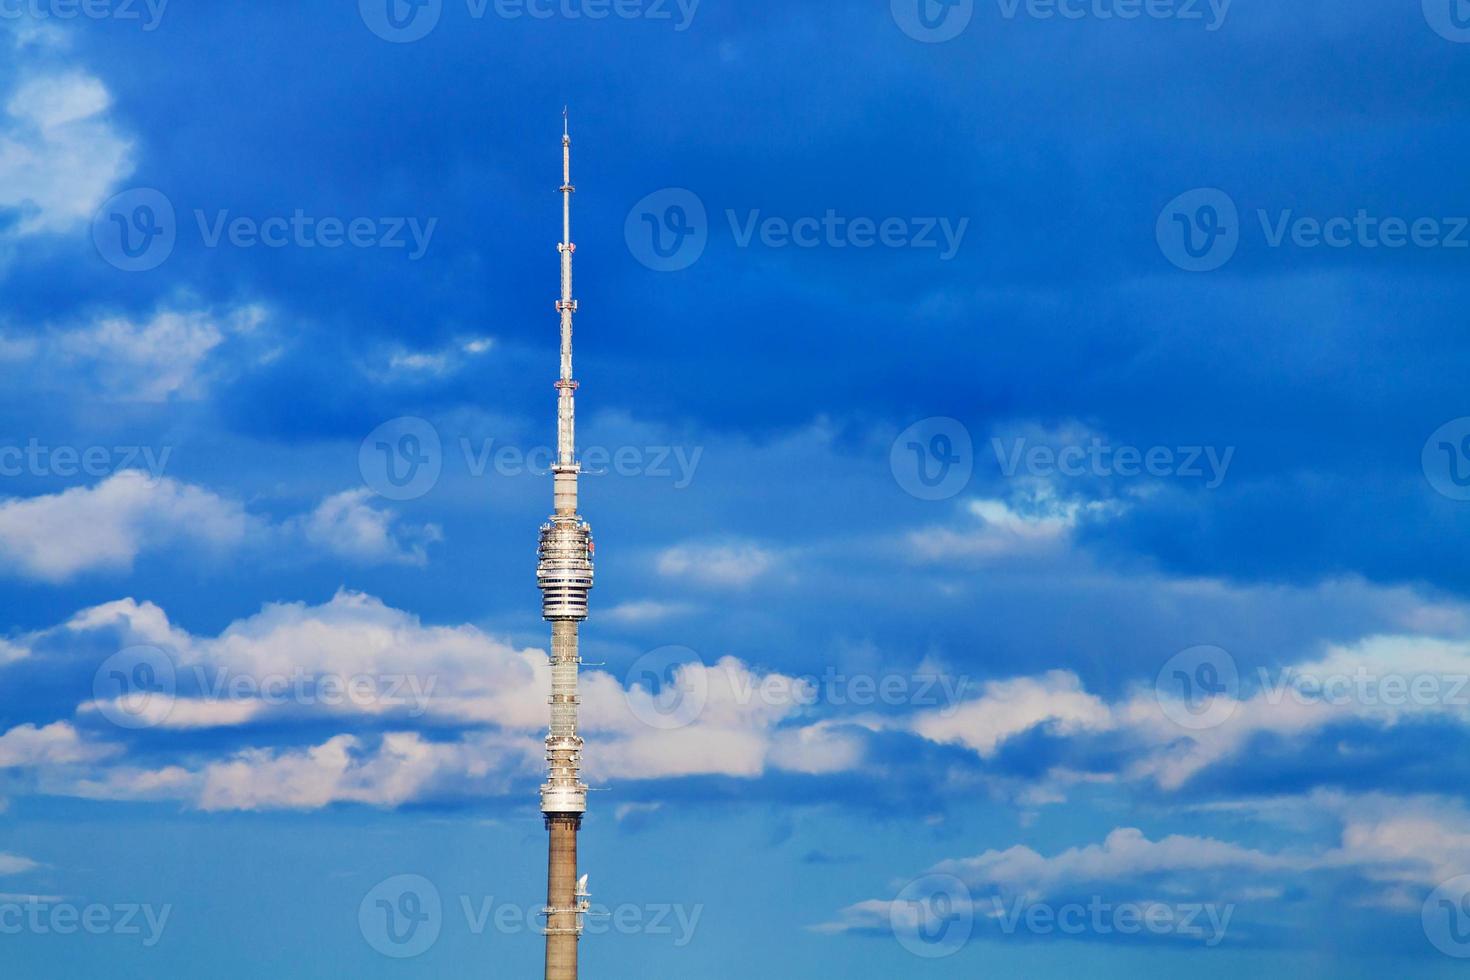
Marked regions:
[2,0,1470,976]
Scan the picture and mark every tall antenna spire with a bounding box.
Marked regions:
[538,110,593,980]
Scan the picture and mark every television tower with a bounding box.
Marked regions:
[537,109,594,980]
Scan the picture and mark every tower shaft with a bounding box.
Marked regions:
[538,112,592,980]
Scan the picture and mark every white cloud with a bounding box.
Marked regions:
[0,852,39,876]
[0,472,251,582]
[298,488,442,566]
[56,306,266,402]
[889,632,1470,794]
[908,671,1113,758]
[0,721,116,768]
[939,827,1299,898]
[0,636,28,666]
[604,600,695,625]
[583,655,832,779]
[823,794,1470,937]
[656,541,777,587]
[195,732,536,811]
[0,473,437,582]
[815,825,1296,937]
[368,336,497,381]
[16,591,861,809]
[0,66,132,237]
[1120,634,1470,790]
[908,490,1120,562]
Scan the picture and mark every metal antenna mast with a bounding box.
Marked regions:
[537,108,594,980]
